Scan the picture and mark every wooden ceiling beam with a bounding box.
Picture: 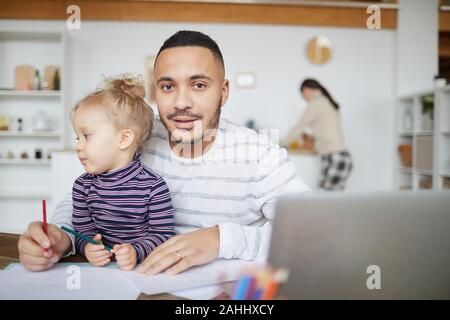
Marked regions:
[0,0,397,29]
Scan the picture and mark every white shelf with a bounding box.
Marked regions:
[0,189,51,199]
[399,167,413,174]
[0,159,51,166]
[414,131,434,136]
[395,86,450,191]
[415,169,433,176]
[0,90,61,98]
[398,95,415,101]
[0,30,62,41]
[398,89,434,101]
[0,29,66,233]
[0,131,61,138]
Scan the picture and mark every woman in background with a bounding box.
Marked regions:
[285,79,352,191]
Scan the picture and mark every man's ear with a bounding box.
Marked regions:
[220,79,229,107]
[118,129,135,150]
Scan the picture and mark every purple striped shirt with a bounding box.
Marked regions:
[72,152,175,263]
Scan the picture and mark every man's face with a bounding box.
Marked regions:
[154,46,229,144]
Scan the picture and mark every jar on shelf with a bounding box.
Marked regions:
[403,107,413,132]
[35,148,43,160]
[32,111,53,131]
[0,115,9,131]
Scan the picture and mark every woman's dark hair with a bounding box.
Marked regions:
[300,79,339,111]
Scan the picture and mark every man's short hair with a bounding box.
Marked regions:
[156,30,225,73]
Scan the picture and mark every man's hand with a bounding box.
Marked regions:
[85,234,112,267]
[136,226,220,276]
[18,221,71,272]
[113,243,137,271]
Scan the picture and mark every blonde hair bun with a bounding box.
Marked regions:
[100,73,146,99]
[73,73,154,150]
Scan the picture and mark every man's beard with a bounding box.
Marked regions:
[161,102,221,145]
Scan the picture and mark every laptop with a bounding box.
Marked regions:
[268,191,450,299]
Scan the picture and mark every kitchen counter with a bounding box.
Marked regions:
[286,149,320,190]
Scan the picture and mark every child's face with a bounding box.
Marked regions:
[72,106,121,174]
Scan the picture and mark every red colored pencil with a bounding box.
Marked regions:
[42,199,48,252]
[42,199,47,234]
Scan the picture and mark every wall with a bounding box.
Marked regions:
[396,0,439,96]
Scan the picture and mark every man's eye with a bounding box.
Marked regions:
[161,84,173,91]
[84,134,91,139]
[193,83,206,90]
[75,137,79,141]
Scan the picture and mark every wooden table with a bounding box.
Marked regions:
[0,232,230,300]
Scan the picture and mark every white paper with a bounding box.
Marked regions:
[168,284,226,300]
[122,259,261,295]
[0,259,261,299]
[0,263,140,300]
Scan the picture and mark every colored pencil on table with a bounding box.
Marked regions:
[60,226,113,251]
[245,276,257,300]
[233,275,252,300]
[252,271,270,300]
[261,268,290,300]
[42,199,48,253]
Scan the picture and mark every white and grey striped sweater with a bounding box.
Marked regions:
[53,116,310,261]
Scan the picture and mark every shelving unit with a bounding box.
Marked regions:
[0,188,52,199]
[0,89,61,97]
[0,159,51,166]
[394,85,450,191]
[0,131,61,138]
[0,30,66,233]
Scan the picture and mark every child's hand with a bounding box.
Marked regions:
[113,243,137,271]
[85,234,112,267]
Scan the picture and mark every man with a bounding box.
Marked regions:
[18,30,309,274]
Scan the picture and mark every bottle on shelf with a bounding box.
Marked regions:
[34,70,42,91]
[17,118,23,132]
[53,69,60,91]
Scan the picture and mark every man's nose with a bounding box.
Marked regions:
[174,86,193,110]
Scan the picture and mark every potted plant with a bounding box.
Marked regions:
[420,94,434,131]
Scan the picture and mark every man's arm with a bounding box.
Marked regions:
[218,145,310,261]
[51,192,76,256]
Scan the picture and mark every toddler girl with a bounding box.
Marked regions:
[71,75,175,270]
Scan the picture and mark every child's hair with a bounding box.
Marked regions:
[72,74,154,150]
